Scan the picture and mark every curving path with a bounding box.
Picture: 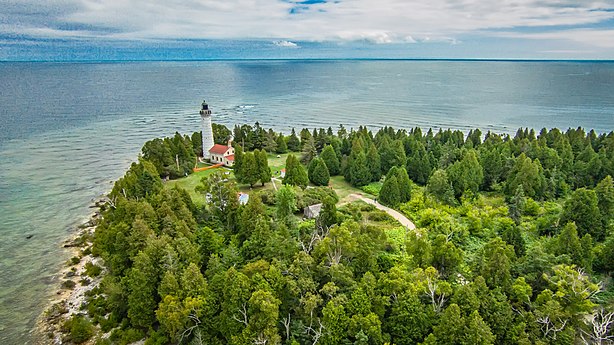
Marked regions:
[348,193,416,230]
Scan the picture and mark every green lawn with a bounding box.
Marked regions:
[166,151,367,206]
[165,166,234,205]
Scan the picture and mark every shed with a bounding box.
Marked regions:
[304,203,322,219]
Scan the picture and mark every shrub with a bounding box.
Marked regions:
[361,182,382,196]
[84,262,102,277]
[62,280,76,290]
[63,315,94,344]
[69,256,81,265]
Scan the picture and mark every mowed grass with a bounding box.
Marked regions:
[166,151,368,206]
[165,167,234,205]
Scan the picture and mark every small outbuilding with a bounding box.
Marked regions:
[304,203,322,219]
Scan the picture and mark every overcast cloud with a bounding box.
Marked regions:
[1,0,613,57]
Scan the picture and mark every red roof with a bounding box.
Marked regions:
[226,155,235,161]
[209,144,230,155]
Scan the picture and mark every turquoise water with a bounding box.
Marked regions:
[1,60,613,343]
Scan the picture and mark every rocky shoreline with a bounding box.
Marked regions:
[35,202,105,345]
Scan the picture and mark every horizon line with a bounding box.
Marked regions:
[2,57,614,63]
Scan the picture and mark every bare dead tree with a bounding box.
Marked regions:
[305,319,325,345]
[232,303,249,327]
[281,314,292,341]
[581,308,614,345]
[179,308,202,344]
[425,273,446,313]
[537,315,568,340]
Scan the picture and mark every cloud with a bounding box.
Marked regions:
[273,40,299,48]
[1,0,614,54]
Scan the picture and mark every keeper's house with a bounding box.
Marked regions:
[209,140,235,167]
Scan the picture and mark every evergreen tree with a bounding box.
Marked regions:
[379,176,400,207]
[505,153,546,200]
[509,185,526,225]
[427,169,455,205]
[556,222,583,267]
[596,175,614,225]
[234,145,245,182]
[447,149,484,199]
[366,143,382,182]
[301,136,318,165]
[378,137,407,175]
[242,152,260,187]
[349,151,372,187]
[255,149,272,186]
[318,196,339,228]
[275,133,288,154]
[300,128,312,150]
[308,157,330,186]
[396,166,412,203]
[320,144,341,176]
[560,187,603,240]
[283,154,309,188]
[287,128,301,152]
[463,311,495,345]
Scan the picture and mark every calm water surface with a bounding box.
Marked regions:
[1,60,613,343]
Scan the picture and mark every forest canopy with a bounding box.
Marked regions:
[76,123,614,345]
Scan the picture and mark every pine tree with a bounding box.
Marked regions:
[275,133,288,154]
[301,136,318,165]
[233,144,244,182]
[283,154,309,188]
[287,128,301,151]
[318,196,338,228]
[320,144,341,176]
[308,157,330,186]
[596,175,614,225]
[242,152,259,187]
[427,169,455,205]
[349,151,372,187]
[379,175,400,207]
[366,143,382,182]
[396,166,412,203]
[255,149,272,186]
[560,187,603,240]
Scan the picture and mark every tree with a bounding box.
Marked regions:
[505,153,546,200]
[309,157,330,186]
[196,171,240,227]
[276,185,298,220]
[509,185,526,224]
[318,196,339,228]
[560,188,603,240]
[477,237,516,291]
[234,144,244,182]
[555,222,583,267]
[427,169,455,205]
[287,128,301,152]
[276,133,288,154]
[463,311,495,345]
[348,152,372,187]
[366,143,382,182]
[301,136,318,164]
[255,149,272,186]
[596,175,614,225]
[378,137,406,175]
[321,144,341,176]
[242,152,260,187]
[396,166,412,203]
[379,176,400,207]
[447,149,484,199]
[431,304,465,344]
[283,154,309,188]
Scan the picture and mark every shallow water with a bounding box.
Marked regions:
[0,60,613,343]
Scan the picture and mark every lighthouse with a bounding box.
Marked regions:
[200,100,215,160]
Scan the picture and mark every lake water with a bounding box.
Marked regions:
[1,60,613,343]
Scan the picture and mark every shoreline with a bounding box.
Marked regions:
[35,202,105,345]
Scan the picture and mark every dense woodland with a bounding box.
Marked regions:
[72,122,614,345]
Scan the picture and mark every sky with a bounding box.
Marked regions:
[1,0,614,60]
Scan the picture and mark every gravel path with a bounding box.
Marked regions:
[348,193,416,230]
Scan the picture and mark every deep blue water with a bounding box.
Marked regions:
[0,60,613,343]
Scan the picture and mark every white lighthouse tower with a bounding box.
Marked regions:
[200,100,215,160]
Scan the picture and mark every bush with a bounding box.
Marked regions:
[84,262,102,277]
[62,280,76,290]
[69,256,81,265]
[361,182,382,196]
[63,315,94,344]
[368,210,395,223]
[259,189,277,205]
